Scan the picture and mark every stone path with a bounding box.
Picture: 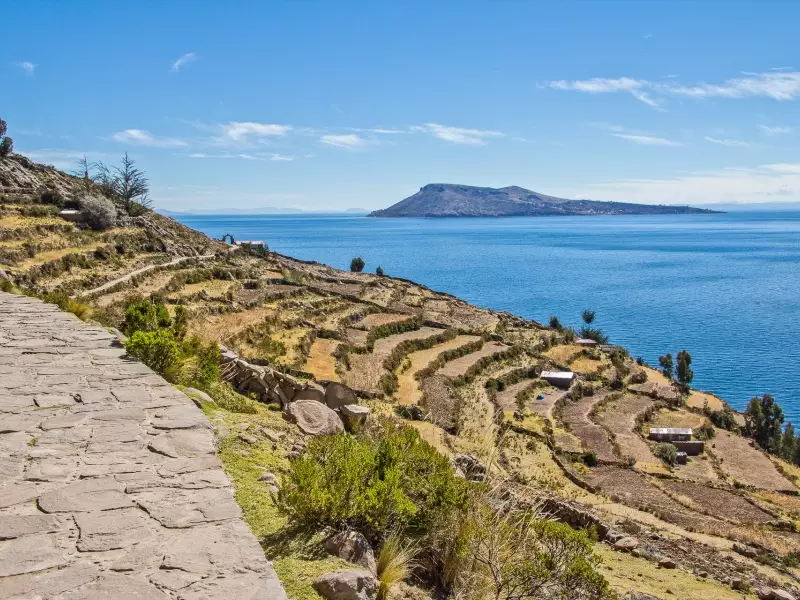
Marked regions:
[0,292,287,600]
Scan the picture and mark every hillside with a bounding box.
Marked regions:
[369,183,719,217]
[1,153,798,600]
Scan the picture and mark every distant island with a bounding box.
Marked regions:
[368,184,719,218]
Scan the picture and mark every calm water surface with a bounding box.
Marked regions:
[175,212,800,422]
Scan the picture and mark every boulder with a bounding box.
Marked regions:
[285,400,344,436]
[258,473,277,484]
[324,531,377,573]
[313,569,377,600]
[452,454,486,482]
[658,558,676,569]
[183,387,214,406]
[613,537,639,552]
[325,382,358,410]
[339,404,370,433]
[295,382,326,403]
[769,591,796,600]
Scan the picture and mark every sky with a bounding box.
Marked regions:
[4,1,800,211]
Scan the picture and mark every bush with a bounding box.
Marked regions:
[39,189,64,207]
[279,421,470,541]
[629,369,648,384]
[350,256,365,272]
[79,194,117,230]
[376,266,384,276]
[0,136,13,158]
[582,450,598,467]
[123,299,172,335]
[653,442,678,466]
[706,404,737,431]
[125,329,181,374]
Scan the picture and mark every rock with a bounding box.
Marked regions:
[339,404,370,432]
[295,381,326,403]
[324,531,377,573]
[757,589,774,600]
[771,591,796,600]
[454,467,466,479]
[324,382,358,410]
[731,578,745,590]
[452,454,486,482]
[286,451,300,460]
[658,558,677,569]
[313,569,378,600]
[733,543,758,558]
[219,345,239,362]
[631,548,642,558]
[262,428,283,443]
[613,537,639,552]
[697,570,708,578]
[184,387,214,405]
[285,400,344,436]
[239,434,258,444]
[258,473,278,484]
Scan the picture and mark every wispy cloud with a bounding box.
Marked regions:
[612,133,682,146]
[704,136,751,148]
[320,134,369,149]
[644,33,653,39]
[557,162,800,205]
[186,151,297,161]
[16,61,36,76]
[546,70,800,107]
[759,124,792,136]
[171,52,196,72]
[420,123,504,145]
[112,129,188,148]
[218,122,292,144]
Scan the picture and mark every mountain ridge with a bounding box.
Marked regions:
[369,183,720,217]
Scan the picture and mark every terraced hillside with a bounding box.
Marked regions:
[2,154,799,600]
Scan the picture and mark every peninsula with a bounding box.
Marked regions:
[368,183,718,218]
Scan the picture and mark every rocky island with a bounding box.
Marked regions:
[368,183,719,218]
[0,152,797,600]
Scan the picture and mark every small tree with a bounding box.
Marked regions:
[780,422,797,463]
[71,155,92,193]
[745,393,784,452]
[581,309,596,325]
[675,349,693,392]
[376,266,385,277]
[113,153,151,215]
[350,257,365,272]
[548,315,561,330]
[658,353,674,380]
[0,118,11,158]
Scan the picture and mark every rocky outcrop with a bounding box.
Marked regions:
[340,404,370,433]
[313,569,377,600]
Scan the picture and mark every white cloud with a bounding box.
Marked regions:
[560,163,800,205]
[704,136,751,148]
[171,52,196,72]
[759,124,792,136]
[185,151,297,161]
[16,61,36,76]
[612,133,682,146]
[320,134,368,149]
[112,129,188,148]
[422,123,504,145]
[220,122,292,144]
[547,70,800,107]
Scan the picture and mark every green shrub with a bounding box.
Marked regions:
[653,442,678,466]
[376,266,384,276]
[279,421,470,541]
[125,329,181,374]
[175,335,221,386]
[582,450,598,467]
[0,136,13,158]
[39,189,64,207]
[629,369,648,384]
[79,194,117,230]
[350,257,365,272]
[123,299,172,335]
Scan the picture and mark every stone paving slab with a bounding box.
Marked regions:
[0,292,288,600]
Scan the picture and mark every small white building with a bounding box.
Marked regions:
[236,240,266,249]
[59,209,81,222]
[648,427,692,442]
[541,370,575,388]
[575,338,598,347]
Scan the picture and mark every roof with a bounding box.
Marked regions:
[541,370,575,379]
[236,240,265,245]
[575,338,598,345]
[59,209,80,215]
[649,427,692,435]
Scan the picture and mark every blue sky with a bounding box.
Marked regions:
[4,1,800,211]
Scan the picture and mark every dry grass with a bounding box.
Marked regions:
[648,408,708,430]
[0,215,66,228]
[595,544,748,600]
[687,390,725,411]
[371,327,443,356]
[569,354,607,375]
[713,429,796,492]
[343,353,386,393]
[352,312,411,330]
[543,343,582,366]
[595,395,661,469]
[189,308,275,344]
[172,279,232,299]
[396,335,480,405]
[641,366,672,386]
[14,243,109,269]
[436,342,506,378]
[303,338,340,382]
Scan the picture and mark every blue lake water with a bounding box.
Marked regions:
[175,212,800,423]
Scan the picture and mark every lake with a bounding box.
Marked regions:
[174,211,800,423]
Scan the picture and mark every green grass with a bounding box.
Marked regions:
[200,399,350,600]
